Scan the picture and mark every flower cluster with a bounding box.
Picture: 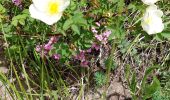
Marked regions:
[141,0,164,35]
[92,22,112,44]
[36,36,61,61]
[12,0,22,8]
[29,0,70,25]
[74,43,100,67]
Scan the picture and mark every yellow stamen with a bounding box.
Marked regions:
[48,2,59,15]
[145,17,152,24]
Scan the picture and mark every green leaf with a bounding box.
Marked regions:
[154,34,164,41]
[0,4,6,13]
[11,20,18,26]
[160,32,170,40]
[141,66,159,89]
[105,57,116,70]
[125,65,130,84]
[130,72,137,93]
[108,29,115,40]
[72,12,87,26]
[143,77,160,99]
[19,19,25,25]
[63,18,73,30]
[71,24,80,34]
[117,0,125,13]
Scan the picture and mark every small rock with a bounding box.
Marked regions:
[107,82,124,96]
[109,96,118,100]
[0,67,9,74]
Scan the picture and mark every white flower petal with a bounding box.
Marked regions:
[141,0,159,5]
[141,5,164,35]
[29,0,70,25]
[32,0,49,12]
[59,0,70,11]
[145,5,163,17]
[29,4,63,25]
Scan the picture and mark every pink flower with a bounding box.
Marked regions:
[92,43,100,51]
[95,22,101,27]
[12,0,21,6]
[48,36,59,45]
[86,48,92,53]
[75,51,86,61]
[91,27,98,34]
[44,44,52,51]
[80,60,89,67]
[95,30,111,44]
[95,34,103,41]
[53,54,61,60]
[103,30,111,37]
[35,45,42,52]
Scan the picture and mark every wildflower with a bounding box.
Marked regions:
[141,5,164,35]
[44,43,52,51]
[48,36,59,45]
[95,30,111,44]
[35,45,41,52]
[92,43,100,51]
[86,48,92,53]
[141,0,159,5]
[95,22,101,27]
[35,36,59,57]
[29,0,70,25]
[12,0,21,6]
[75,51,86,61]
[103,30,112,38]
[91,27,98,34]
[95,34,103,41]
[53,54,61,60]
[80,60,89,67]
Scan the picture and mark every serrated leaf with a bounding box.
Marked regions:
[63,18,73,30]
[71,24,80,34]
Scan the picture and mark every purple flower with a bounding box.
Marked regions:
[12,0,21,6]
[95,34,103,41]
[44,43,52,51]
[92,43,100,51]
[48,36,59,45]
[91,27,98,34]
[53,54,61,61]
[95,30,112,44]
[35,45,42,52]
[95,22,101,27]
[80,60,89,67]
[75,51,86,61]
[86,48,92,53]
[103,30,111,37]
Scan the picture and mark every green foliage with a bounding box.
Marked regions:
[0,0,169,99]
[125,66,161,100]
[152,90,169,100]
[94,71,107,87]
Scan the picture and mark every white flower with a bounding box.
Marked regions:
[29,0,70,25]
[141,0,159,5]
[141,5,164,35]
